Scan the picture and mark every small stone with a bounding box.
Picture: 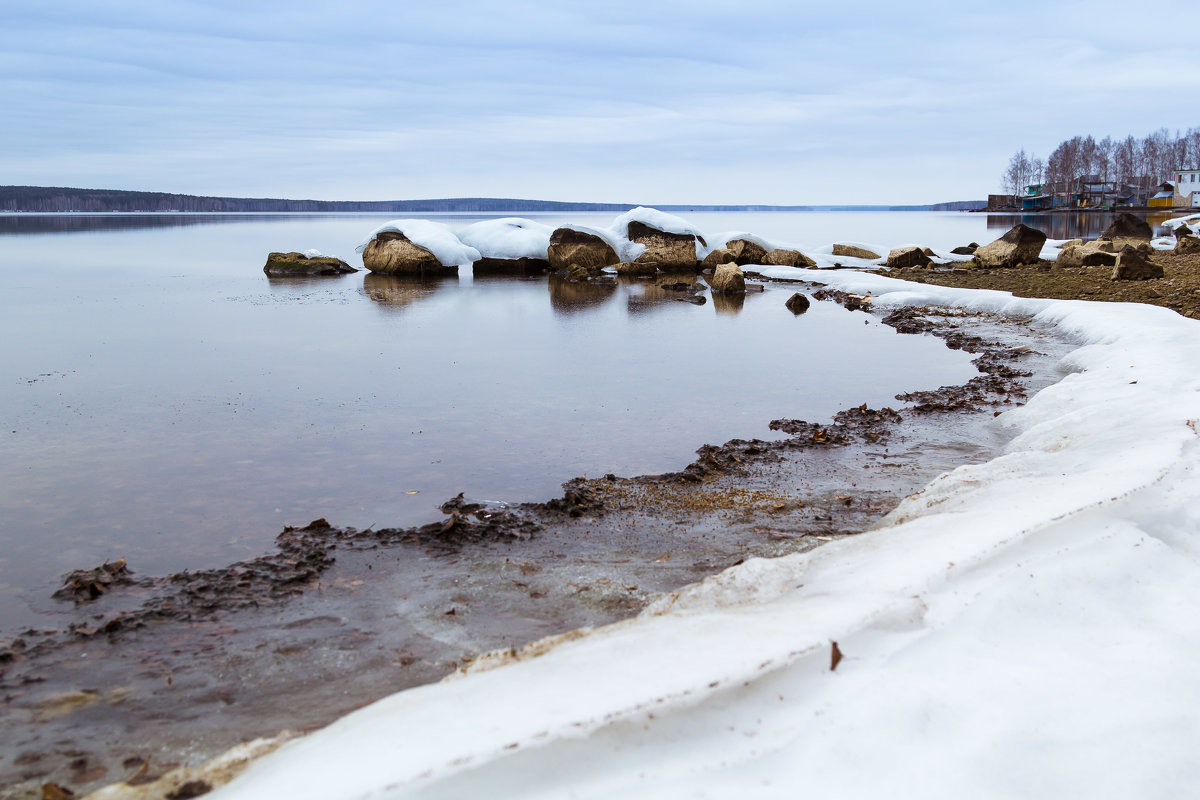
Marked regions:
[785,293,810,314]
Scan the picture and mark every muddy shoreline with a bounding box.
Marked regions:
[0,291,1074,798]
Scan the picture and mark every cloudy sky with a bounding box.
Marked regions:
[3,1,1196,205]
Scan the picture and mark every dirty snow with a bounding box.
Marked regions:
[209,270,1200,800]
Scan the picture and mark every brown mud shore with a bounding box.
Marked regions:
[0,289,1074,799]
[883,247,1200,319]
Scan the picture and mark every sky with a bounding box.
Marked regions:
[2,1,1197,205]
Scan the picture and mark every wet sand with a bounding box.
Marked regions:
[0,289,1074,798]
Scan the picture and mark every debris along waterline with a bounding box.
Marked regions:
[0,293,1073,799]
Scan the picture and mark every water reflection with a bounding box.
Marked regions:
[547,273,618,312]
[361,272,454,309]
[622,274,705,314]
[265,272,359,288]
[985,212,1175,241]
[0,213,300,236]
[711,291,745,315]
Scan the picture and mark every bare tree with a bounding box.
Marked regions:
[1002,149,1032,197]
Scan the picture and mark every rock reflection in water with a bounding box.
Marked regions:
[622,273,706,314]
[547,273,618,313]
[711,291,746,315]
[985,211,1177,241]
[362,272,454,309]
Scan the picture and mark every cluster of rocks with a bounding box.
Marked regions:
[353,219,825,289]
[1055,213,1163,280]
[924,213,1169,281]
[1173,222,1200,255]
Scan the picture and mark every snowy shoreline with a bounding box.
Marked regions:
[184,272,1200,799]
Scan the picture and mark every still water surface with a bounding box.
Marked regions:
[0,210,1132,631]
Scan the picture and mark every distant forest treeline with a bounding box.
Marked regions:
[1002,127,1200,196]
[0,186,639,213]
[0,185,984,214]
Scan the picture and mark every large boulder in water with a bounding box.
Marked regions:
[1111,245,1163,280]
[763,248,816,267]
[547,228,619,270]
[629,220,703,272]
[362,232,451,275]
[708,262,746,293]
[975,224,1047,268]
[1101,213,1153,243]
[886,246,933,269]
[264,251,357,276]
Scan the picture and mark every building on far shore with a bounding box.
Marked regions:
[1175,169,1200,207]
[1150,182,1177,208]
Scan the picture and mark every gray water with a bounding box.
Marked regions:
[0,209,1106,633]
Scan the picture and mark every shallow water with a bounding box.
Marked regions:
[0,209,1108,633]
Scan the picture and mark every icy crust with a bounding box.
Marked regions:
[457,217,553,261]
[354,219,481,267]
[211,276,1200,799]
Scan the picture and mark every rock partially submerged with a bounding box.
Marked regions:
[53,559,141,604]
[547,228,619,270]
[975,224,1047,268]
[1111,245,1163,280]
[362,232,456,275]
[950,243,979,256]
[708,263,746,293]
[263,252,357,277]
[628,220,704,272]
[785,293,810,314]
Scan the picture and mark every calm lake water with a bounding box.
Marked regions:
[0,210,1148,632]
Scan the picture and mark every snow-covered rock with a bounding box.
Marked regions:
[355,219,481,271]
[547,227,620,270]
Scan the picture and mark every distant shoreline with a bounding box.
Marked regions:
[0,185,985,214]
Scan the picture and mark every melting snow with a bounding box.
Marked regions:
[209,270,1200,799]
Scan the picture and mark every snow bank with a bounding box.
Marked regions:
[608,206,706,239]
[211,275,1200,799]
[1162,212,1200,230]
[354,219,481,268]
[456,218,553,261]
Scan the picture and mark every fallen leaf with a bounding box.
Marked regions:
[830,641,844,671]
